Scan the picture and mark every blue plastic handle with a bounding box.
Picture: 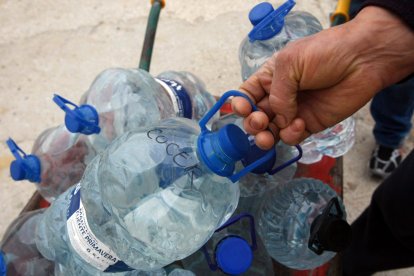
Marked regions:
[216,212,257,250]
[6,138,26,161]
[53,94,101,133]
[199,90,258,132]
[199,90,274,183]
[268,144,303,175]
[53,94,80,117]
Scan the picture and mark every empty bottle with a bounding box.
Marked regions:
[6,125,96,202]
[258,178,352,270]
[167,268,195,276]
[53,68,216,152]
[239,0,323,81]
[0,209,54,276]
[54,262,167,276]
[299,117,356,164]
[156,71,217,122]
[36,91,273,273]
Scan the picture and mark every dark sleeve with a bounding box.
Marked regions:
[361,0,414,30]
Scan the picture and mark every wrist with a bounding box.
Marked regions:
[350,6,414,88]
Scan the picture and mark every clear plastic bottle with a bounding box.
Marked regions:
[239,0,323,81]
[299,117,356,164]
[53,68,216,152]
[36,92,272,273]
[163,264,194,276]
[156,71,217,122]
[35,186,167,276]
[167,268,195,276]
[6,125,96,202]
[258,178,352,270]
[54,262,167,276]
[182,213,273,275]
[0,209,54,276]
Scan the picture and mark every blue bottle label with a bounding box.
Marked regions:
[66,184,134,272]
[155,78,193,119]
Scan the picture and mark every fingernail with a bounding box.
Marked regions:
[276,114,288,128]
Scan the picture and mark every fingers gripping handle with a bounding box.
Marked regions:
[198,90,273,183]
[198,90,258,132]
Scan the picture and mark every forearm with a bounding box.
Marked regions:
[362,0,414,30]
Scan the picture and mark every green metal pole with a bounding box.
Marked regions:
[139,0,163,72]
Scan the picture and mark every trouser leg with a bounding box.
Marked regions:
[370,78,414,148]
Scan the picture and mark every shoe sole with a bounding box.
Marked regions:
[370,168,391,179]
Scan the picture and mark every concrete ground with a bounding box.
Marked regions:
[0,0,412,275]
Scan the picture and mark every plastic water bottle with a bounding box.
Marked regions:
[0,209,54,276]
[299,117,356,164]
[54,263,167,276]
[239,0,323,81]
[35,91,274,273]
[163,264,194,276]
[167,268,195,276]
[6,125,96,202]
[53,68,216,152]
[258,178,352,270]
[182,213,273,275]
[34,186,166,276]
[156,71,217,122]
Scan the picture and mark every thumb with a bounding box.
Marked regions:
[269,50,301,129]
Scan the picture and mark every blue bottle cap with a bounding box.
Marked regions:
[248,0,296,42]
[53,94,100,135]
[198,90,276,182]
[6,138,41,183]
[242,144,276,174]
[0,252,6,276]
[249,2,274,26]
[198,124,250,177]
[215,236,253,275]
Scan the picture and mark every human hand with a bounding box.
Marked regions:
[232,7,414,149]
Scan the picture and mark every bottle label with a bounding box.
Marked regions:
[66,184,134,272]
[155,78,193,119]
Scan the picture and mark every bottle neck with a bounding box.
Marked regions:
[155,78,193,119]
